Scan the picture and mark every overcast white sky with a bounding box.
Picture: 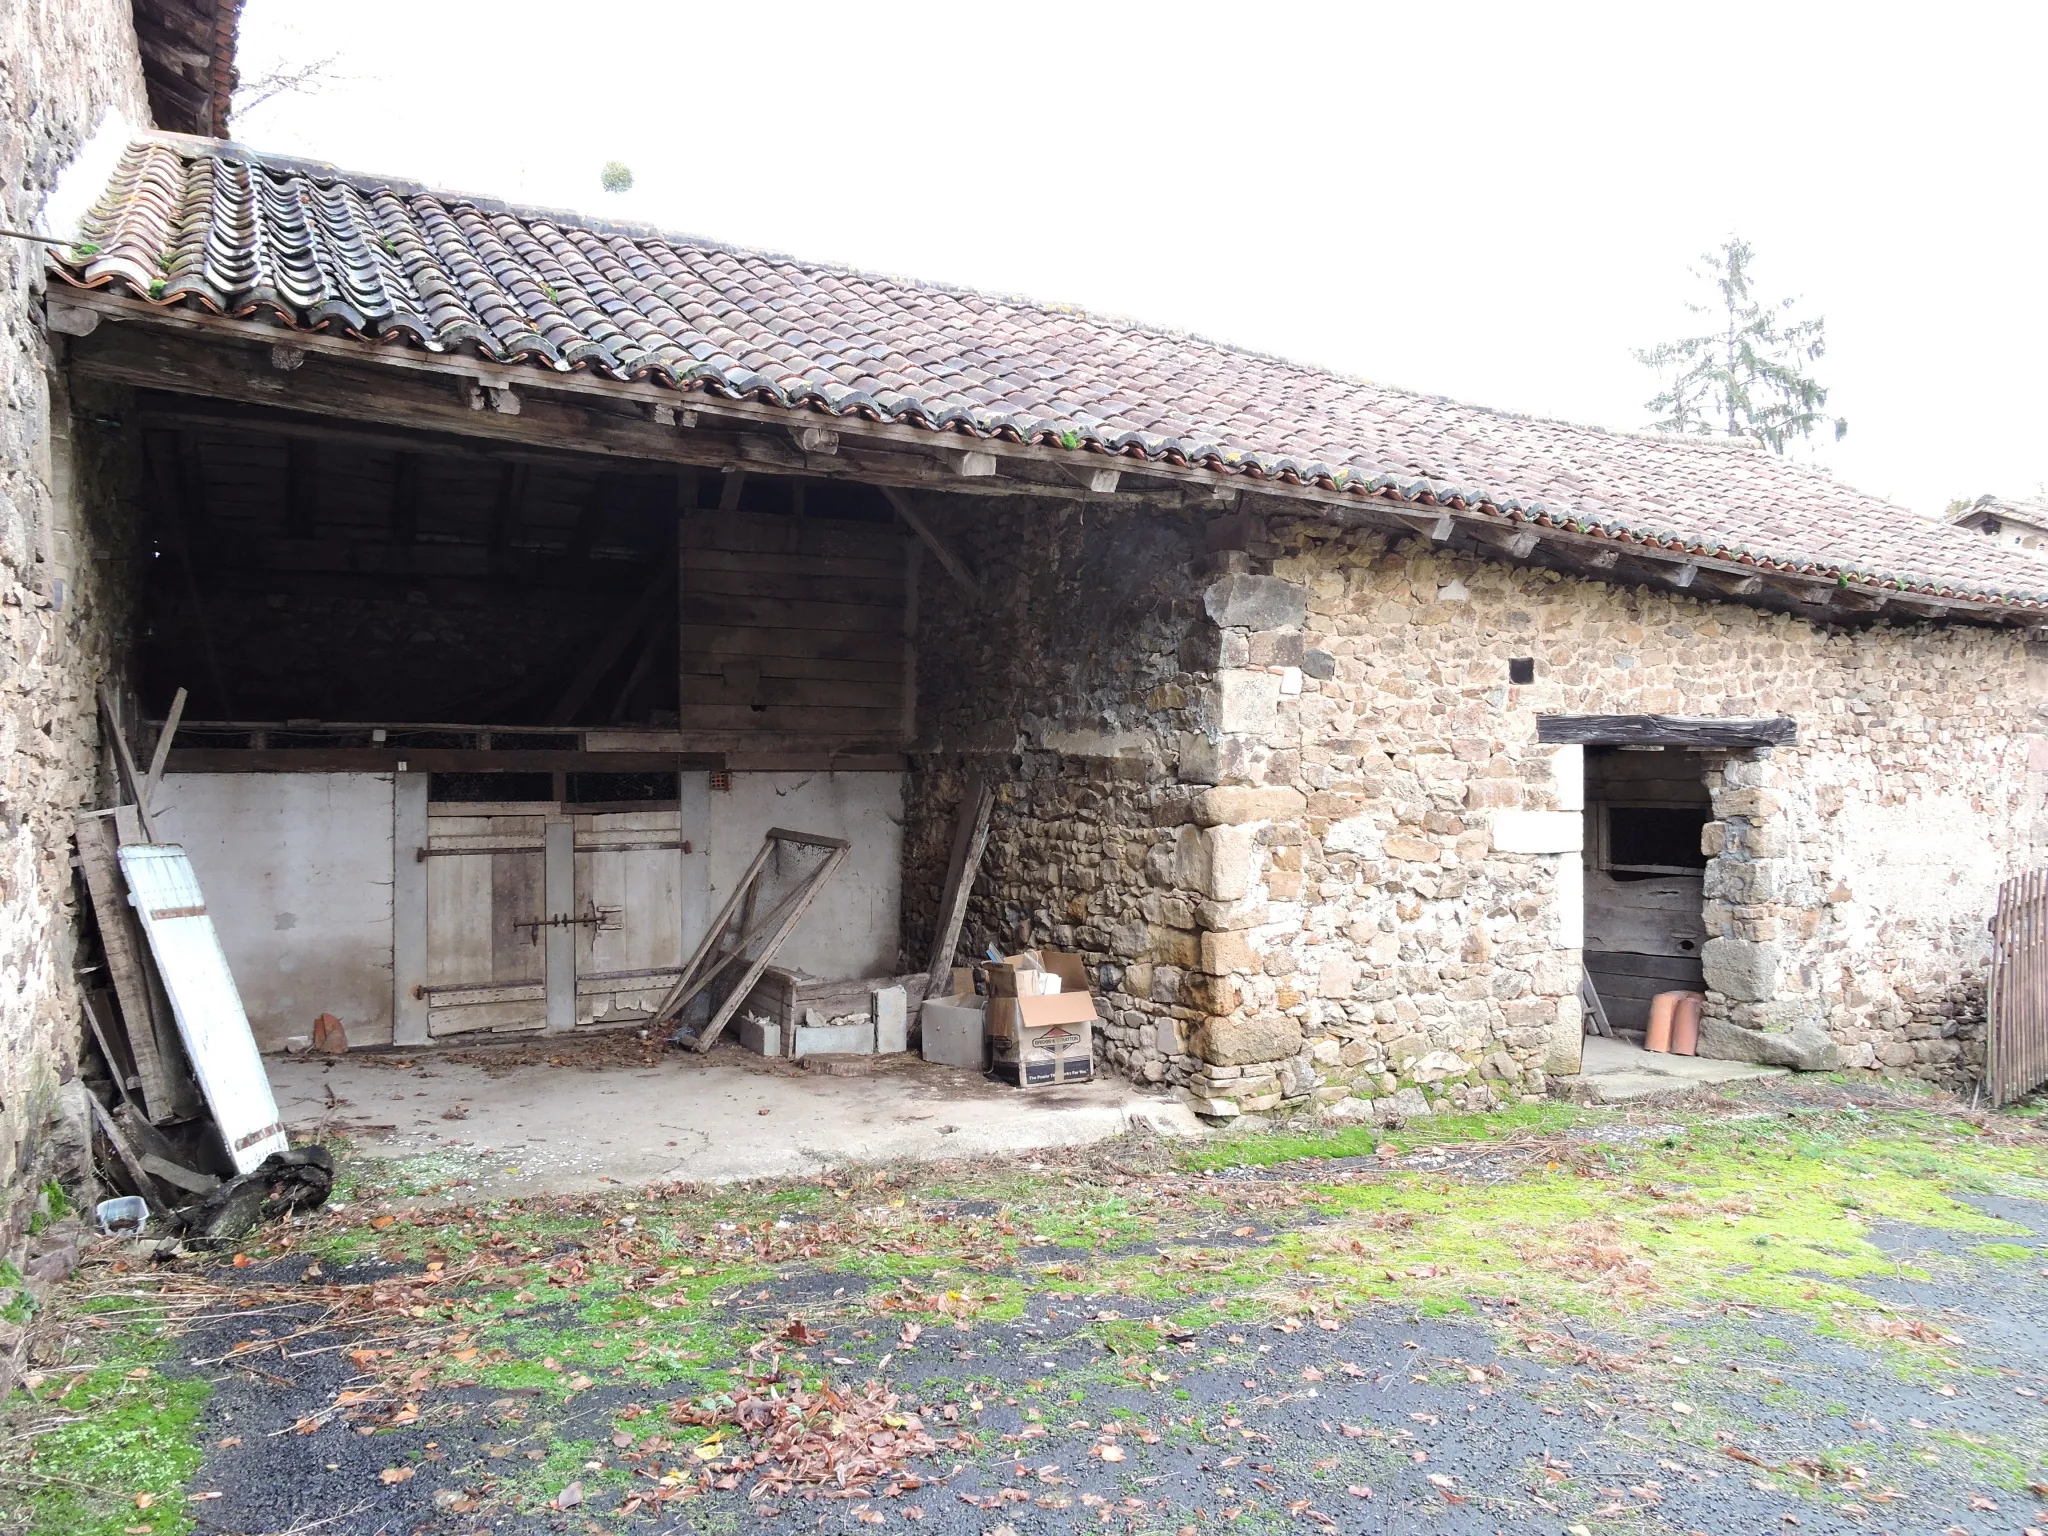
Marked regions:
[230,2,2046,519]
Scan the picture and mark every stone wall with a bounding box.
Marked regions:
[0,2,150,1256]
[1185,510,2048,1113]
[909,492,2048,1112]
[902,494,1213,1086]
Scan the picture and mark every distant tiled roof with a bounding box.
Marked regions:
[55,134,2048,612]
[131,1,241,138]
[1953,494,2048,533]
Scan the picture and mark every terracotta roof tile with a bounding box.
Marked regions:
[56,134,2048,611]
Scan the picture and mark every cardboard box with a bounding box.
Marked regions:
[949,966,976,996]
[992,1013,1094,1087]
[986,948,1090,997]
[987,989,1097,1088]
[984,988,1096,1042]
[920,995,985,1069]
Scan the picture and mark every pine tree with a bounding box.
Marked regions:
[1635,238,1846,453]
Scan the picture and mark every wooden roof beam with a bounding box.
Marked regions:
[1537,713,1796,749]
[879,486,980,597]
[54,293,2045,629]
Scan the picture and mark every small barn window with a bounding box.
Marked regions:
[565,771,677,808]
[1602,805,1709,874]
[429,771,555,803]
[1508,657,1535,684]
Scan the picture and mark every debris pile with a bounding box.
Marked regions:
[668,1371,970,1504]
[74,684,330,1253]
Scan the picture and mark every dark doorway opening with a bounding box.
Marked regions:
[1581,747,1711,1035]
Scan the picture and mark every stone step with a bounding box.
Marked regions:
[1553,1037,1788,1104]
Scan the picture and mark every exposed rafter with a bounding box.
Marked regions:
[57,293,2034,631]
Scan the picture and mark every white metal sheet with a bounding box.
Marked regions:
[117,843,288,1173]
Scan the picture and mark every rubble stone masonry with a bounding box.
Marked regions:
[909,496,2048,1113]
[0,3,148,1246]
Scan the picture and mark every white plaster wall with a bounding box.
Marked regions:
[699,771,904,979]
[154,774,396,1051]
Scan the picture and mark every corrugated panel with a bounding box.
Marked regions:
[118,843,288,1173]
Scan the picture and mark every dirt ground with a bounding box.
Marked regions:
[6,1075,2045,1536]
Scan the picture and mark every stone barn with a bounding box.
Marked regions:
[9,51,2048,1234]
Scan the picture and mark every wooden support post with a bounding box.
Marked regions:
[390,452,420,560]
[487,461,526,576]
[75,815,182,1121]
[97,685,159,843]
[901,537,920,741]
[142,687,188,805]
[391,773,430,1046]
[717,470,746,514]
[142,431,235,718]
[84,1088,168,1205]
[567,472,609,565]
[285,437,318,538]
[925,776,995,995]
[546,556,677,725]
[543,819,576,1034]
[880,486,980,596]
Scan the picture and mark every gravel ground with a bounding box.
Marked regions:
[163,1176,2045,1536]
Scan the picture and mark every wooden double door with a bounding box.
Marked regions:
[392,778,703,1042]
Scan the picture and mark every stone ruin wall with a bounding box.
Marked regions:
[1202,512,2048,1113]
[901,493,1218,1088]
[0,4,150,1268]
[909,494,2048,1112]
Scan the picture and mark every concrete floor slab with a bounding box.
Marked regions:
[1559,1035,1788,1103]
[272,1041,1200,1199]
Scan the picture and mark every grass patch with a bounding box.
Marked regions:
[1181,1099,1590,1169]
[0,1305,208,1536]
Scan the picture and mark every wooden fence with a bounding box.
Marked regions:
[1988,870,2048,1107]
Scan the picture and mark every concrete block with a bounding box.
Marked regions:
[1714,786,1783,819]
[1203,573,1307,630]
[791,1019,874,1058]
[1702,937,1781,1002]
[1697,1017,1839,1071]
[1200,929,1256,975]
[737,1016,782,1057]
[1322,816,1382,856]
[1214,670,1282,734]
[1490,810,1584,854]
[1194,785,1306,827]
[920,997,985,1069]
[1193,1011,1302,1066]
[873,985,907,1054]
[1555,857,1584,948]
[1551,744,1585,812]
[1202,823,1259,900]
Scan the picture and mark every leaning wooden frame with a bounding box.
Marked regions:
[649,827,851,1052]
